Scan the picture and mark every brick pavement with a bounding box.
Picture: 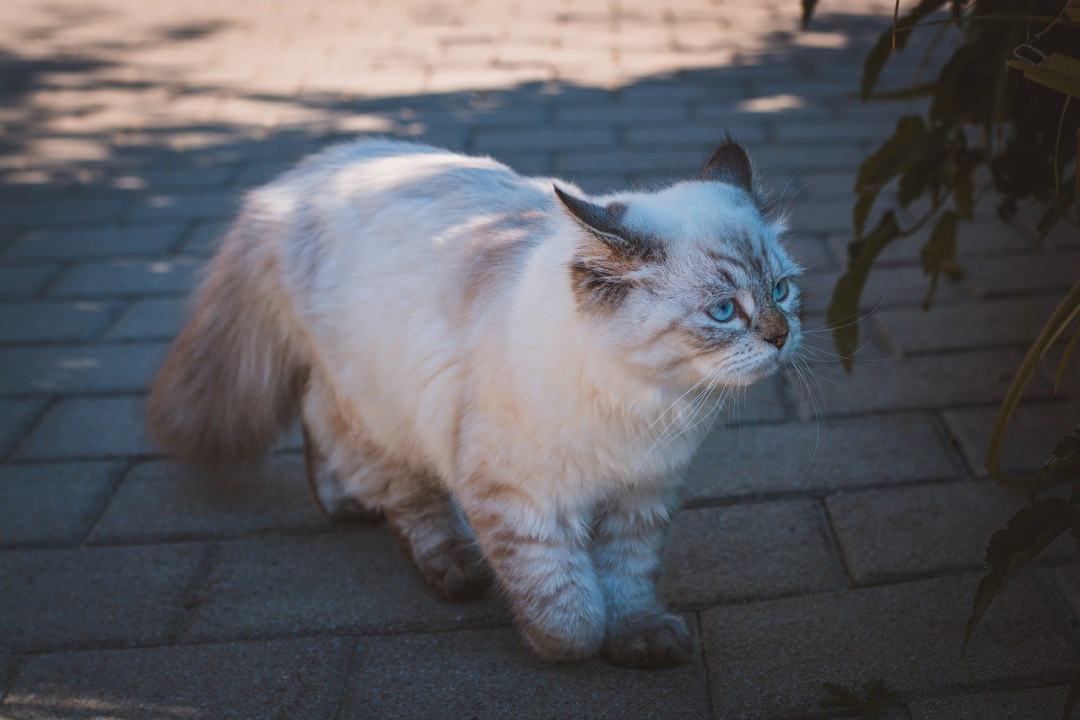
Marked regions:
[1,1,1078,718]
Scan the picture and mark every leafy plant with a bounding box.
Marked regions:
[802,2,1080,717]
[819,680,901,718]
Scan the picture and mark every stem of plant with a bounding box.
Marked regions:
[1054,95,1071,197]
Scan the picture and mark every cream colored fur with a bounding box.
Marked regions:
[148,138,802,667]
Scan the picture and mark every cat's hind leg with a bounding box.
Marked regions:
[302,382,490,600]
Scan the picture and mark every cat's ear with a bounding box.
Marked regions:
[553,185,661,262]
[700,139,752,193]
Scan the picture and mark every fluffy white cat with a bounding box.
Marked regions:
[148,138,802,668]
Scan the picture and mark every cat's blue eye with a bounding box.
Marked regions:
[772,278,791,303]
[707,300,736,323]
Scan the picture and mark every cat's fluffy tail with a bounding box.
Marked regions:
[147,209,307,468]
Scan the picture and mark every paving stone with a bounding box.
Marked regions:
[106,298,186,340]
[877,298,1058,356]
[963,253,1080,299]
[701,575,1076,720]
[799,264,963,316]
[7,223,185,259]
[92,457,327,542]
[0,544,204,652]
[943,400,1078,476]
[1,637,351,720]
[185,531,509,641]
[0,264,61,298]
[49,257,200,297]
[0,462,119,546]
[0,399,44,457]
[826,480,1075,584]
[909,686,1071,720]
[126,190,241,223]
[811,349,1040,415]
[783,236,834,273]
[661,502,842,604]
[623,123,768,146]
[1047,565,1080,623]
[18,397,155,459]
[473,126,616,152]
[339,626,711,720]
[684,413,957,500]
[0,655,15,696]
[0,197,129,227]
[718,375,788,426]
[0,343,165,395]
[828,218,1036,267]
[0,301,114,343]
[177,219,228,255]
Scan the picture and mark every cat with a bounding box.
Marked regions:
[147,137,802,668]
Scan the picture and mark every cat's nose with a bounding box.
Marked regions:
[757,309,789,350]
[764,329,788,349]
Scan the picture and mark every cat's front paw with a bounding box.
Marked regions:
[604,612,694,669]
[415,538,492,602]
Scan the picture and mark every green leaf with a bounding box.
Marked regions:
[829,211,901,371]
[1037,181,1077,241]
[986,280,1080,485]
[1056,324,1080,393]
[1038,426,1080,487]
[853,191,876,239]
[1007,54,1080,99]
[1063,668,1080,720]
[953,161,976,219]
[860,0,950,100]
[867,81,937,101]
[920,210,959,309]
[965,497,1075,654]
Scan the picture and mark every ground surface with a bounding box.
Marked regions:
[1,1,1078,719]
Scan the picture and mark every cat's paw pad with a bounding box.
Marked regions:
[604,612,694,669]
[415,539,491,602]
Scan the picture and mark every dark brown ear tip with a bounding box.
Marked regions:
[700,138,753,192]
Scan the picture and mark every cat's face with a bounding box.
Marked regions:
[557,141,802,390]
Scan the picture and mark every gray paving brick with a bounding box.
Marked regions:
[0,264,61,298]
[877,298,1058,356]
[0,301,114,343]
[909,686,1070,720]
[0,197,129,227]
[1047,565,1080,622]
[339,626,710,720]
[7,223,185,259]
[185,531,509,641]
[106,298,185,340]
[0,462,119,546]
[0,343,165,395]
[177,220,228,255]
[623,123,768,147]
[555,103,689,125]
[1,637,351,720]
[0,399,44,457]
[19,397,155,459]
[0,655,14,696]
[92,457,327,542]
[798,264,963,316]
[684,414,956,500]
[828,218,1037,267]
[474,126,616,152]
[557,148,703,175]
[783,236,834,273]
[126,190,241,223]
[811,350,1040,415]
[827,480,1075,584]
[0,544,204,652]
[943,400,1078,476]
[49,258,200,298]
[963,253,1080,299]
[661,502,842,604]
[701,575,1076,720]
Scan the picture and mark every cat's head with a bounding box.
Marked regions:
[554,139,801,389]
